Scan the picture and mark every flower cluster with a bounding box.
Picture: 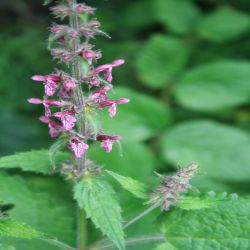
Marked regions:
[150,163,199,211]
[28,1,129,162]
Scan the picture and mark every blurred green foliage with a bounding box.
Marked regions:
[0,0,250,249]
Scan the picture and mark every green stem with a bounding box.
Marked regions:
[43,238,76,250]
[68,1,87,249]
[77,208,87,250]
[123,202,160,229]
[90,234,165,250]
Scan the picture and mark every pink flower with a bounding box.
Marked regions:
[99,98,130,118]
[87,20,101,29]
[31,75,61,96]
[73,4,96,14]
[97,135,121,153]
[28,98,68,117]
[94,59,125,83]
[81,50,102,64]
[90,85,112,100]
[68,137,89,158]
[40,116,63,137]
[58,80,77,98]
[89,77,101,86]
[54,109,76,131]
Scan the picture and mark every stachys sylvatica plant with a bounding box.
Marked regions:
[2,1,249,250]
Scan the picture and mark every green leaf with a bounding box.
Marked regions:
[160,194,250,250]
[106,170,148,199]
[154,0,201,34]
[0,150,70,174]
[135,35,189,88]
[160,120,250,181]
[174,61,250,111]
[178,192,230,210]
[0,244,15,250]
[100,87,171,141]
[0,219,44,239]
[153,243,173,250]
[197,7,250,42]
[74,177,125,250]
[89,142,155,181]
[0,173,75,250]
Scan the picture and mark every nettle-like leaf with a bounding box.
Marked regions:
[174,60,250,111]
[160,193,250,250]
[154,0,201,35]
[178,192,233,210]
[74,177,125,250]
[106,170,148,199]
[0,150,70,174]
[0,219,45,239]
[161,120,250,182]
[135,35,189,88]
[197,7,250,43]
[0,173,75,250]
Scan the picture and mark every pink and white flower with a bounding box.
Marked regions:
[39,116,64,137]
[99,98,130,118]
[31,75,62,96]
[93,59,125,83]
[68,137,89,158]
[97,135,121,153]
[54,109,76,131]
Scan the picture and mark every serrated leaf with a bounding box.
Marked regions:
[135,35,189,88]
[74,177,125,250]
[106,170,148,199]
[160,194,250,250]
[0,244,15,250]
[198,7,250,42]
[0,150,71,174]
[154,0,201,34]
[0,219,45,239]
[0,173,75,250]
[174,61,250,111]
[160,120,250,182]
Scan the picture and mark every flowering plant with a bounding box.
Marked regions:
[1,1,249,250]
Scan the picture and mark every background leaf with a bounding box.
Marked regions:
[197,7,250,42]
[135,35,189,88]
[0,173,75,250]
[161,120,250,182]
[174,61,250,111]
[74,177,125,250]
[154,0,201,34]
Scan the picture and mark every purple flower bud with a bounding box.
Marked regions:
[90,85,111,99]
[54,109,76,131]
[73,3,96,14]
[51,5,70,19]
[87,20,101,29]
[63,80,77,91]
[68,137,89,158]
[81,50,102,64]
[89,77,101,86]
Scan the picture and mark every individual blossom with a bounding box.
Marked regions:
[27,98,69,117]
[31,75,62,96]
[68,136,89,158]
[90,85,111,100]
[81,49,102,64]
[51,5,71,19]
[99,98,130,118]
[58,80,77,98]
[73,3,96,14]
[39,116,64,138]
[97,135,121,153]
[93,59,125,83]
[54,109,76,131]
